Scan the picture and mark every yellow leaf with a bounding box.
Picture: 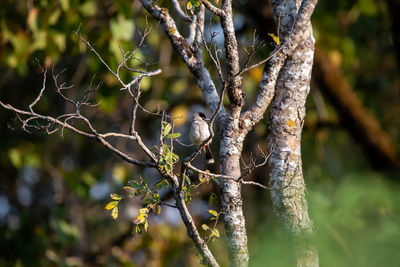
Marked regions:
[139,208,149,215]
[156,205,161,215]
[111,207,118,220]
[105,201,118,210]
[133,213,147,224]
[199,172,205,183]
[202,224,210,230]
[208,210,218,217]
[268,33,280,45]
[186,2,192,10]
[110,193,122,200]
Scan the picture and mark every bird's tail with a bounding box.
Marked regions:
[205,145,215,164]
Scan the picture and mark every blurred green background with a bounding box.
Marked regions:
[0,0,399,266]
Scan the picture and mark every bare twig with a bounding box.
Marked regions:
[29,63,47,113]
[139,0,225,120]
[241,181,269,190]
[1,100,155,167]
[236,43,285,77]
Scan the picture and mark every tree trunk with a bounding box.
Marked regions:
[268,1,319,266]
[313,48,399,170]
[220,123,248,267]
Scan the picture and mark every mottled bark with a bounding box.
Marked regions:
[1,0,323,266]
[268,0,319,266]
[220,0,245,112]
[220,119,248,267]
[240,0,319,132]
[139,0,318,266]
[140,1,248,265]
[218,1,249,266]
[139,0,226,122]
[240,0,399,171]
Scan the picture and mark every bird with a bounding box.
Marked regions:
[189,112,215,164]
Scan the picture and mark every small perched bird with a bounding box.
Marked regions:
[189,112,215,164]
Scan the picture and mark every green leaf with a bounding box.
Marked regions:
[52,31,66,52]
[210,228,220,238]
[162,123,172,137]
[208,210,218,217]
[202,224,210,231]
[8,148,22,168]
[128,180,142,189]
[163,144,170,154]
[79,0,97,16]
[208,193,218,206]
[105,201,119,210]
[48,9,61,25]
[155,180,170,189]
[111,207,118,220]
[110,17,135,41]
[133,224,143,235]
[171,153,179,161]
[166,132,181,139]
[190,0,201,8]
[60,0,70,10]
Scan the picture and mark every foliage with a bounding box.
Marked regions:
[0,0,399,266]
[251,175,400,267]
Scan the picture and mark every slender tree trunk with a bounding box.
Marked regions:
[268,1,319,266]
[220,122,248,267]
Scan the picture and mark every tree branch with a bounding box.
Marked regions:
[1,100,155,167]
[220,0,245,115]
[202,0,225,17]
[240,0,318,133]
[171,0,192,22]
[139,0,226,122]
